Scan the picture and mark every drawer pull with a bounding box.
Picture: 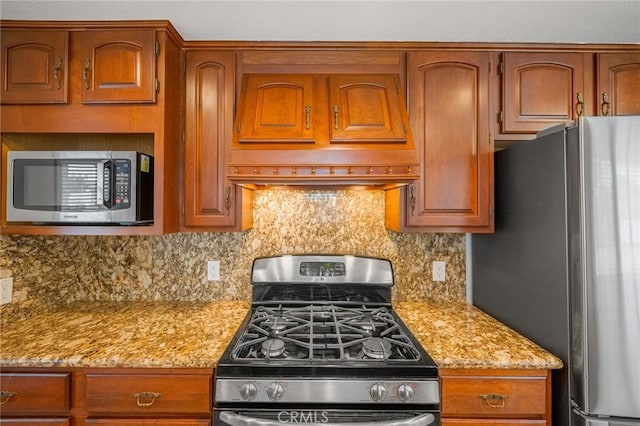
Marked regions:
[480,393,508,408]
[0,391,17,405]
[134,391,162,407]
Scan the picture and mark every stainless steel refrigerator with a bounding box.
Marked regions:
[472,116,640,426]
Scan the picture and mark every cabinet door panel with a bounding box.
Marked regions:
[441,376,547,417]
[0,373,70,414]
[597,52,640,116]
[236,75,315,143]
[502,52,586,133]
[0,420,70,426]
[184,51,236,228]
[79,30,156,104]
[84,373,211,415]
[329,75,406,142]
[406,51,492,229]
[1,30,68,104]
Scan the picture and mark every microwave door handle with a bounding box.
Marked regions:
[219,412,436,426]
[97,160,112,208]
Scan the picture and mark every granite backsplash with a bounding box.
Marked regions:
[0,190,466,312]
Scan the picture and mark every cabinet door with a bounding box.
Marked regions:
[236,74,315,143]
[500,52,587,134]
[328,74,407,143]
[78,29,156,104]
[597,52,640,116]
[0,30,68,104]
[184,51,237,228]
[404,51,492,231]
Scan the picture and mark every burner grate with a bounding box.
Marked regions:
[231,304,422,362]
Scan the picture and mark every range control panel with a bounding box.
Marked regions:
[299,261,346,277]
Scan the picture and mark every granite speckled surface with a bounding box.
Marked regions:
[0,301,251,368]
[396,301,563,369]
[0,301,562,370]
[0,190,466,319]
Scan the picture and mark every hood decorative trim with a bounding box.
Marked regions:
[228,163,419,186]
[228,73,419,186]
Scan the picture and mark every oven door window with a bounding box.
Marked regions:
[216,410,439,426]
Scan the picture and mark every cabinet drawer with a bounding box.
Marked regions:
[0,420,70,426]
[441,375,547,417]
[84,374,211,415]
[83,420,210,426]
[0,373,70,414]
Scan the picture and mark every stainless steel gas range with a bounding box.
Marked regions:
[214,255,440,426]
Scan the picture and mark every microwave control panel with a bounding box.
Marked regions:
[111,159,131,209]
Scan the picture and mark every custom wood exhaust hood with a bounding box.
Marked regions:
[227,73,419,186]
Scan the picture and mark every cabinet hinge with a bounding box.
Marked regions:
[155,78,160,93]
[155,41,161,57]
[489,206,493,217]
[237,122,242,133]
[182,133,185,144]
[498,111,504,123]
[498,62,504,75]
[402,122,407,134]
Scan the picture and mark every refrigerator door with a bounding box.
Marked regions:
[573,408,640,426]
[569,116,640,419]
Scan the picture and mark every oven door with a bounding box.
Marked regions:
[215,409,439,426]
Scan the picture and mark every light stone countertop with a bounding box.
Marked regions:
[0,300,562,370]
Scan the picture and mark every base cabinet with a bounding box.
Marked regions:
[440,369,552,426]
[0,368,213,426]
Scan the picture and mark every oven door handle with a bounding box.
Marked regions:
[219,412,436,426]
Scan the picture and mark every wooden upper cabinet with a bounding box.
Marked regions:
[499,52,588,135]
[1,30,69,104]
[184,50,252,231]
[386,51,492,232]
[597,52,640,116]
[78,29,157,104]
[235,73,408,145]
[328,75,406,143]
[236,74,315,143]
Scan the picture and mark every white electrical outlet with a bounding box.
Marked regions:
[207,260,220,281]
[432,261,446,282]
[0,277,13,305]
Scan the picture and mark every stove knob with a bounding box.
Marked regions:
[369,383,388,401]
[267,382,284,401]
[397,383,415,402]
[239,383,257,401]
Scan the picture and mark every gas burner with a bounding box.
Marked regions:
[230,304,422,362]
[261,338,287,358]
[361,337,392,359]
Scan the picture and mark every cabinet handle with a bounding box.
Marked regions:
[576,92,584,117]
[53,57,63,89]
[480,393,508,408]
[601,92,611,116]
[224,186,232,216]
[133,391,162,407]
[409,184,416,216]
[332,105,339,130]
[0,391,17,405]
[305,105,311,130]
[82,57,91,90]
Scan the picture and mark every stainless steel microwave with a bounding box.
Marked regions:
[6,151,154,224]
